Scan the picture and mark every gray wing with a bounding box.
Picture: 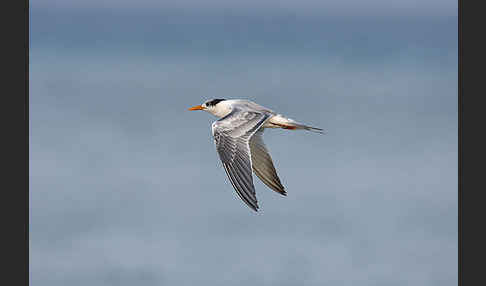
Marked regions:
[212,108,271,211]
[249,128,286,196]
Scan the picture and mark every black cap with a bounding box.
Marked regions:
[206,99,226,107]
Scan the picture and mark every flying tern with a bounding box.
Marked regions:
[188,99,323,212]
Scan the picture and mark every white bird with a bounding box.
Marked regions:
[188,99,323,212]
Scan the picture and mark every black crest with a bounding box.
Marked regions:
[206,99,226,107]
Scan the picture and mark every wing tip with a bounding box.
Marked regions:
[270,185,287,196]
[245,200,259,212]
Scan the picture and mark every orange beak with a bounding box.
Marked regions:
[188,105,204,111]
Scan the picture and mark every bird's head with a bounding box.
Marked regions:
[188,99,227,116]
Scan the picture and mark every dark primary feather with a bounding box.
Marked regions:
[249,128,286,196]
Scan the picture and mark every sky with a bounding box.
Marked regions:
[30,1,457,285]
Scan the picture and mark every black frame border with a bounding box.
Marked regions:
[4,0,478,285]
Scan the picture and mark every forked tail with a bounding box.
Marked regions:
[291,123,326,134]
[276,122,325,134]
[270,114,325,134]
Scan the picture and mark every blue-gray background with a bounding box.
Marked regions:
[30,1,457,285]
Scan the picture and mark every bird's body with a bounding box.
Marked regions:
[203,99,323,132]
[189,99,323,212]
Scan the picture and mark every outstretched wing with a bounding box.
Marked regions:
[249,128,286,196]
[212,108,271,211]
